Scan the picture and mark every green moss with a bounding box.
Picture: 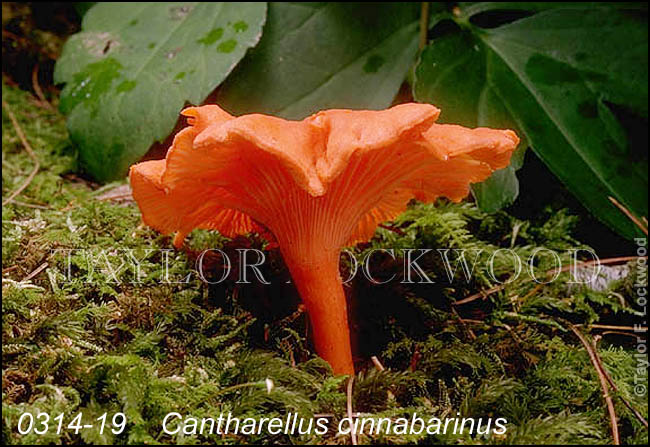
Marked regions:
[2,82,647,445]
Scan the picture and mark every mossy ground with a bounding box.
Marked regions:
[2,82,648,445]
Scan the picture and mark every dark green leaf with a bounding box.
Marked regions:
[415,5,647,238]
[414,31,527,212]
[54,2,267,182]
[217,2,421,119]
[458,2,646,19]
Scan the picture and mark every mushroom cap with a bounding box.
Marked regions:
[130,103,519,248]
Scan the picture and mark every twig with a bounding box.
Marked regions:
[454,256,646,306]
[58,200,78,213]
[95,184,134,202]
[419,2,430,50]
[23,262,48,282]
[590,338,648,428]
[579,324,647,333]
[346,376,358,445]
[601,330,646,339]
[378,223,406,236]
[445,320,647,335]
[2,265,19,274]
[452,306,476,340]
[569,325,620,444]
[31,64,53,111]
[449,318,485,325]
[370,355,397,402]
[97,193,133,201]
[609,196,648,236]
[313,412,363,418]
[371,356,385,372]
[519,283,544,304]
[2,100,40,206]
[5,199,52,210]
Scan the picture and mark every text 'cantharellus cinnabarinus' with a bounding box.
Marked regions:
[130,103,519,375]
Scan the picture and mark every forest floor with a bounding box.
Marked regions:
[2,79,648,444]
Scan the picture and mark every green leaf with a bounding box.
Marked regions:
[54,2,267,182]
[458,2,645,19]
[216,2,421,119]
[414,5,647,238]
[414,31,528,212]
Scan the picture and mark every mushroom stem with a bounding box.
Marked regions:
[284,251,354,375]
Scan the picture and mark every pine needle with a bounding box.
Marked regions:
[2,99,40,206]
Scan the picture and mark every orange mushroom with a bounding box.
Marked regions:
[130,103,519,375]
